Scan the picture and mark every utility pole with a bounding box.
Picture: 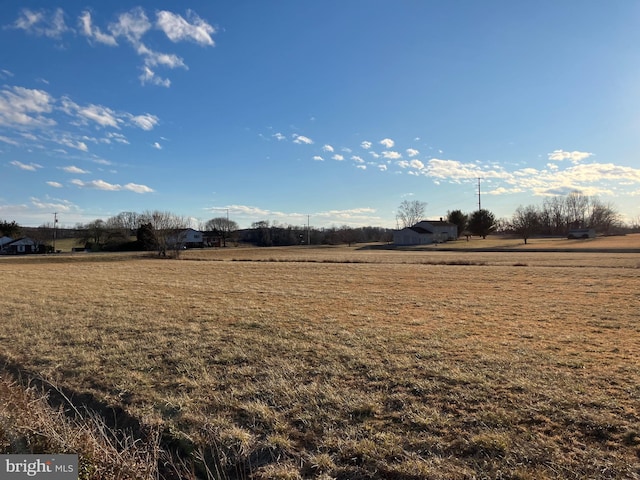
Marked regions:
[53,212,58,253]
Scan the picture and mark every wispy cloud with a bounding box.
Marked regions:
[11,8,69,39]
[61,165,89,174]
[128,113,159,130]
[209,204,381,226]
[322,144,334,152]
[382,151,402,160]
[46,181,63,188]
[548,150,593,164]
[71,179,154,193]
[10,160,43,171]
[332,154,344,161]
[312,155,324,161]
[0,86,55,128]
[152,142,162,150]
[79,11,117,46]
[156,10,216,46]
[10,7,216,87]
[360,141,372,150]
[406,148,419,157]
[273,132,286,141]
[292,134,313,145]
[0,136,19,146]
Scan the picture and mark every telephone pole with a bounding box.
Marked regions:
[53,212,58,252]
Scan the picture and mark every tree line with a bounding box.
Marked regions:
[0,192,636,253]
[1,212,393,253]
[399,192,628,244]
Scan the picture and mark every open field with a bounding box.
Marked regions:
[1,244,640,479]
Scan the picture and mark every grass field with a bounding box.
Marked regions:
[1,240,640,479]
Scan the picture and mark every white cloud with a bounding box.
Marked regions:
[59,137,89,152]
[0,86,55,128]
[382,151,402,160]
[124,182,154,193]
[139,66,171,87]
[322,144,334,152]
[406,148,420,157]
[104,132,129,144]
[379,138,395,149]
[378,164,388,171]
[77,104,120,128]
[108,7,192,87]
[152,142,162,150]
[356,165,366,170]
[10,161,42,171]
[156,10,216,46]
[71,179,154,193]
[351,155,364,163]
[29,196,75,212]
[79,11,118,46]
[129,113,160,130]
[548,150,593,164]
[292,134,313,145]
[361,141,372,150]
[410,159,425,169]
[0,135,19,146]
[12,8,69,39]
[273,132,286,141]
[487,187,523,195]
[61,165,89,174]
[108,7,151,42]
[312,156,324,161]
[332,154,344,161]
[46,181,63,188]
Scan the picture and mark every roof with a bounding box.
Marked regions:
[6,237,37,246]
[409,226,433,234]
[418,220,455,227]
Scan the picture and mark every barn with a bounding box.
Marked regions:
[393,220,457,245]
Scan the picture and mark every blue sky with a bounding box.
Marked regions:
[2,2,640,229]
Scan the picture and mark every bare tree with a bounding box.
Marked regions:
[141,210,188,257]
[565,191,590,229]
[511,205,540,244]
[587,198,621,234]
[205,217,239,247]
[396,200,427,228]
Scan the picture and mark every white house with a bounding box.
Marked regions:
[167,228,204,249]
[393,220,457,245]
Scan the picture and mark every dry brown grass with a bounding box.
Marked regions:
[1,244,640,478]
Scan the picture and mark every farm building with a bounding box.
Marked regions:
[0,237,39,254]
[167,228,204,249]
[0,236,13,249]
[567,228,596,239]
[393,220,457,245]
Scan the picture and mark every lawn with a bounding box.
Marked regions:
[1,244,639,479]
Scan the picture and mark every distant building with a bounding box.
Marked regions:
[393,220,457,245]
[167,228,204,249]
[0,237,39,254]
[567,228,596,239]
